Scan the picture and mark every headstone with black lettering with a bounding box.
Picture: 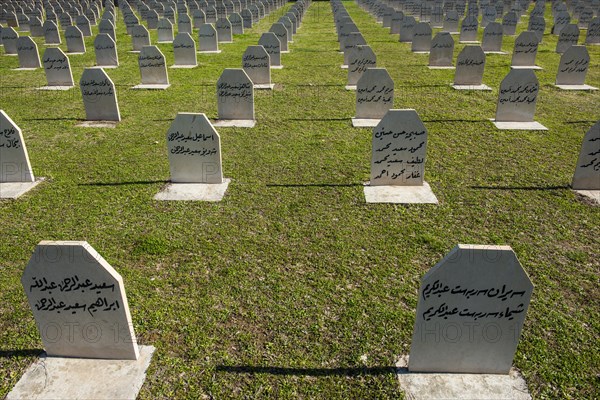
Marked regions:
[443,10,459,34]
[482,22,505,53]
[452,46,490,90]
[0,110,42,198]
[98,19,116,41]
[80,67,120,122]
[347,45,377,89]
[511,31,541,69]
[157,18,174,43]
[352,68,394,127]
[572,121,600,198]
[147,9,159,29]
[95,33,118,68]
[131,24,150,52]
[172,32,197,68]
[215,68,255,127]
[429,31,454,68]
[502,11,517,36]
[59,12,72,28]
[192,9,206,28]
[412,22,432,53]
[407,244,533,373]
[556,24,580,53]
[65,26,85,54]
[134,46,170,89]
[241,8,253,29]
[586,17,600,45]
[391,11,404,35]
[215,17,232,42]
[30,16,44,37]
[1,27,19,55]
[75,15,92,36]
[270,23,289,52]
[399,16,416,42]
[242,45,272,89]
[553,11,571,35]
[206,5,217,23]
[459,16,479,43]
[364,109,437,203]
[43,20,61,45]
[555,46,597,90]
[492,69,547,130]
[16,36,41,69]
[259,32,282,68]
[40,48,74,90]
[481,5,496,28]
[178,13,192,34]
[198,23,220,53]
[229,12,243,34]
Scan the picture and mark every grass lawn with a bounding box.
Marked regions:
[1,1,599,398]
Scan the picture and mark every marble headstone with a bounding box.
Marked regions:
[75,15,92,36]
[215,17,232,42]
[572,121,600,190]
[556,24,580,53]
[242,45,272,89]
[65,26,85,54]
[443,10,459,33]
[555,46,596,89]
[429,31,454,68]
[16,36,41,69]
[80,67,120,121]
[412,22,432,52]
[98,19,116,41]
[258,32,281,68]
[347,45,377,88]
[453,46,488,89]
[95,34,118,68]
[41,47,74,89]
[131,24,150,52]
[157,18,174,43]
[216,68,255,126]
[482,22,504,53]
[135,46,169,89]
[269,23,289,52]
[193,9,206,28]
[502,11,517,36]
[585,18,600,45]
[173,33,197,67]
[198,23,220,53]
[353,68,394,126]
[511,31,540,69]
[43,20,61,45]
[459,16,478,43]
[1,27,19,55]
[494,69,545,129]
[178,13,192,34]
[400,16,416,42]
[0,110,35,183]
[229,12,243,34]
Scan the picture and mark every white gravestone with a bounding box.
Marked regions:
[528,16,545,42]
[43,20,61,45]
[16,36,41,69]
[492,69,547,130]
[442,10,459,34]
[428,32,454,69]
[585,18,600,45]
[178,13,192,34]
[391,11,405,35]
[352,68,394,128]
[172,33,197,68]
[75,15,92,36]
[343,32,367,66]
[40,47,74,90]
[6,242,155,400]
[215,17,232,42]
[459,16,478,43]
[98,19,116,42]
[364,109,438,204]
[502,11,517,36]
[1,27,19,55]
[482,22,505,53]
[242,45,272,89]
[346,45,376,90]
[555,46,597,90]
[411,22,432,53]
[157,18,174,43]
[259,32,282,68]
[95,34,118,68]
[193,9,206,28]
[65,26,86,54]
[409,245,533,373]
[399,16,416,43]
[452,46,490,90]
[270,23,289,52]
[198,23,220,53]
[134,46,170,89]
[215,68,255,127]
[511,31,541,70]
[572,121,600,202]
[229,12,243,34]
[0,110,42,198]
[131,24,150,53]
[155,113,230,201]
[80,67,121,122]
[556,24,580,54]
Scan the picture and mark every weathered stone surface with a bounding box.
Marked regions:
[199,23,220,52]
[429,32,454,67]
[572,121,600,190]
[355,68,394,120]
[16,36,41,68]
[511,31,539,67]
[495,69,539,122]
[138,46,169,85]
[216,68,254,121]
[42,47,73,87]
[95,34,118,67]
[80,68,120,122]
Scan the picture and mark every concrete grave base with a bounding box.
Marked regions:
[574,189,600,204]
[37,85,74,90]
[511,65,543,70]
[447,31,460,34]
[484,51,508,54]
[156,40,173,44]
[345,85,357,90]
[4,53,19,56]
[76,120,119,128]
[341,64,348,69]
[428,65,455,69]
[0,178,44,199]
[395,355,531,400]
[452,84,492,90]
[132,84,171,90]
[412,51,430,54]
[154,179,230,201]
[490,119,548,130]
[6,345,155,400]
[459,40,480,44]
[271,65,284,69]
[67,52,86,55]
[219,41,233,44]
[213,119,256,128]
[351,118,381,127]
[170,64,198,68]
[281,50,290,54]
[198,50,221,54]
[97,65,118,68]
[12,67,38,71]
[364,181,438,204]
[554,84,598,90]
[128,50,141,53]
[254,83,275,90]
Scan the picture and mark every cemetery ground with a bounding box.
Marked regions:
[1,1,599,398]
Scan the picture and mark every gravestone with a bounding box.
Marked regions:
[157,18,174,43]
[43,20,61,45]
[459,16,478,43]
[16,36,41,69]
[65,26,85,54]
[429,32,454,68]
[585,18,600,45]
[192,9,206,28]
[352,68,394,127]
[198,23,220,53]
[343,32,367,66]
[147,9,159,29]
[493,69,546,130]
[242,45,272,89]
[511,31,541,69]
[98,19,116,41]
[95,33,118,68]
[481,5,496,28]
[1,27,19,55]
[178,13,192,34]
[229,12,243,34]
[346,45,377,89]
[502,11,517,36]
[131,24,150,52]
[408,245,533,373]
[215,17,232,42]
[215,68,255,127]
[206,5,217,23]
[279,16,294,41]
[80,67,121,122]
[555,46,597,90]
[443,10,459,33]
[259,32,282,68]
[30,16,44,37]
[482,22,504,53]
[0,110,42,198]
[75,15,92,36]
[20,241,139,359]
[241,9,253,29]
[453,46,490,90]
[412,22,432,52]
[553,11,571,35]
[123,14,139,35]
[134,46,170,89]
[528,15,545,42]
[578,8,594,29]
[40,48,74,90]
[572,121,600,193]
[172,32,197,68]
[556,24,580,53]
[269,23,289,52]
[364,109,437,204]
[400,16,416,42]
[59,12,72,28]
[391,11,404,35]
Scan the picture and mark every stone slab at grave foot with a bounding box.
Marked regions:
[6,241,155,400]
[572,121,600,204]
[0,110,44,199]
[363,109,438,204]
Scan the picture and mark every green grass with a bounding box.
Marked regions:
[1,1,599,398]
